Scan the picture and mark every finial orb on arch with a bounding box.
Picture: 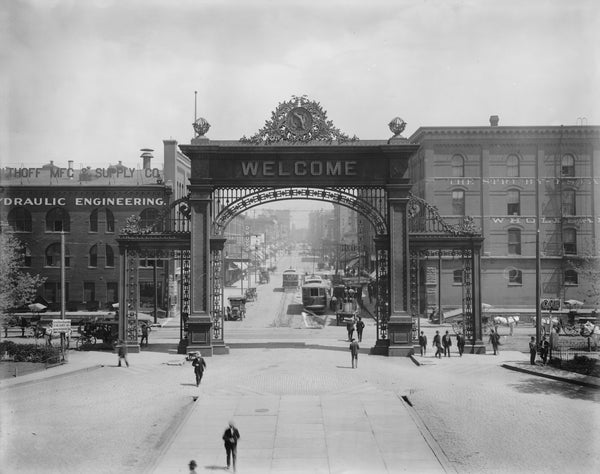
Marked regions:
[388,117,407,137]
[193,117,211,137]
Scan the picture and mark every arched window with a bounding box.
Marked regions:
[451,155,465,177]
[90,208,115,233]
[139,208,162,231]
[506,155,520,177]
[453,269,463,284]
[562,189,576,215]
[508,268,522,285]
[564,269,578,285]
[8,207,32,232]
[45,208,70,232]
[561,154,575,177]
[105,244,115,267]
[89,244,98,267]
[45,243,70,267]
[508,228,521,255]
[507,189,520,216]
[452,190,465,215]
[563,228,577,255]
[90,209,99,233]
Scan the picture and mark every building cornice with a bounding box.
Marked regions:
[409,126,600,143]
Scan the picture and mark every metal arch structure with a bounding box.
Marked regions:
[407,193,485,353]
[212,186,388,236]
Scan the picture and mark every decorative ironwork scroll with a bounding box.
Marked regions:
[211,246,224,341]
[407,193,480,236]
[181,250,191,337]
[462,249,473,341]
[212,186,388,236]
[375,241,389,341]
[240,96,359,145]
[125,249,139,343]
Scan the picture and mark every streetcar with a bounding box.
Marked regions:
[301,279,329,314]
[282,268,300,290]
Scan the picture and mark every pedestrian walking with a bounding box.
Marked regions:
[222,420,240,472]
[540,335,549,365]
[456,332,465,357]
[433,330,443,358]
[192,353,206,386]
[442,330,452,357]
[529,336,537,365]
[488,329,500,355]
[349,338,360,368]
[188,459,198,473]
[140,323,149,347]
[117,340,129,367]
[346,317,355,341]
[418,331,428,356]
[356,316,365,342]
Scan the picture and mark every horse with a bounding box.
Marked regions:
[493,316,520,326]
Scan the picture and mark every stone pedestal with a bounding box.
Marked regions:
[465,343,486,354]
[186,317,213,357]
[386,314,415,356]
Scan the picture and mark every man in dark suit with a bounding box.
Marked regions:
[222,421,241,472]
[442,330,452,357]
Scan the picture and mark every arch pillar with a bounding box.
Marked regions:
[187,185,214,356]
[386,183,414,356]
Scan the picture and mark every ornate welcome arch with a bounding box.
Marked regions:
[116,96,484,357]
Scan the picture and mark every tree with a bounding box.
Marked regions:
[0,234,46,326]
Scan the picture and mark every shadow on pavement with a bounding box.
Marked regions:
[508,377,600,401]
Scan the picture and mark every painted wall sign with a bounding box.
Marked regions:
[0,197,165,207]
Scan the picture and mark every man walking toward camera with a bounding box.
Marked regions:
[349,338,360,368]
[222,420,240,472]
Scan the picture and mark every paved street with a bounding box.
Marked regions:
[1,256,599,473]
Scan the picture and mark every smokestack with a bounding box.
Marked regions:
[140,148,154,170]
[489,115,499,127]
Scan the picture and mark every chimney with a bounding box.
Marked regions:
[489,115,499,127]
[68,160,74,179]
[140,148,154,170]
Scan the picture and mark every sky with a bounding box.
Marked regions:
[2,0,599,171]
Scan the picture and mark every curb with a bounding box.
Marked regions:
[501,363,600,389]
[398,393,457,473]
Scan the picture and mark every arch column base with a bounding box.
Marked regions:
[465,342,486,354]
[386,313,415,357]
[186,316,214,357]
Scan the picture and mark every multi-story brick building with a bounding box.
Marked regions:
[406,118,599,313]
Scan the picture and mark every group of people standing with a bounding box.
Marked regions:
[420,330,466,358]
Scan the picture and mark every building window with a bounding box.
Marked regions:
[564,269,578,285]
[105,244,115,267]
[89,244,98,267]
[506,155,520,177]
[21,246,32,267]
[90,208,115,233]
[140,208,162,231]
[45,208,70,232]
[8,207,32,232]
[451,155,465,177]
[507,189,520,216]
[90,209,99,233]
[561,154,575,177]
[45,243,70,267]
[562,189,576,216]
[452,190,465,215]
[107,282,118,304]
[508,228,521,255]
[44,282,69,303]
[453,269,463,284]
[563,228,577,255]
[508,268,522,285]
[83,281,96,302]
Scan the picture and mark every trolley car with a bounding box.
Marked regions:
[282,268,300,290]
[301,278,329,314]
